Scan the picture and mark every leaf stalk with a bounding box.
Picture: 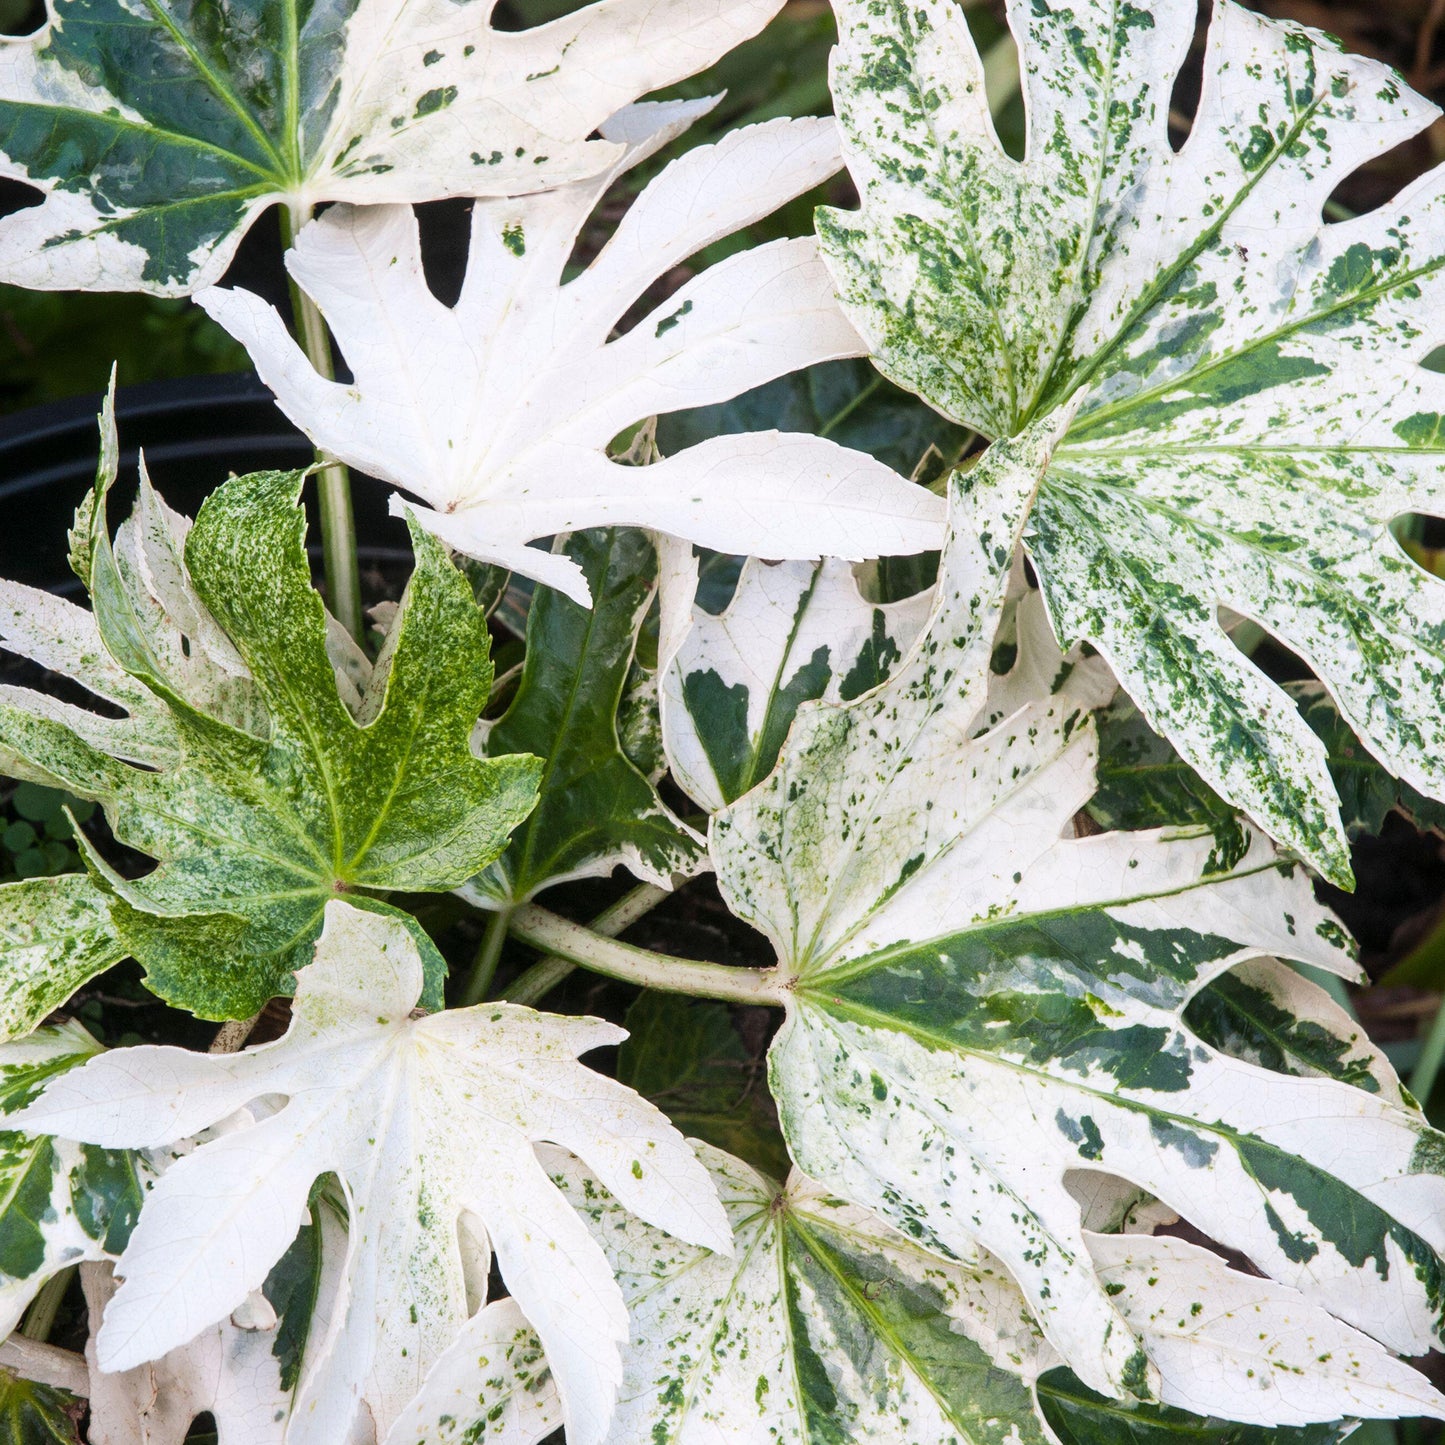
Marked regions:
[280,204,364,642]
[509,903,783,1006]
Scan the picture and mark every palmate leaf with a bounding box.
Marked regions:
[0,463,540,1020]
[389,1145,1437,1443]
[660,554,931,811]
[0,1023,147,1340]
[708,419,1445,1412]
[819,0,1445,885]
[466,528,703,908]
[200,102,946,604]
[11,902,731,1445]
[0,0,785,294]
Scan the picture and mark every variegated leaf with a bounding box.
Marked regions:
[11,902,731,1445]
[466,529,703,909]
[392,1145,1440,1442]
[0,0,783,294]
[660,555,931,811]
[0,1022,147,1338]
[0,466,539,1020]
[0,875,124,1044]
[200,104,945,605]
[820,0,1445,884]
[708,423,1445,1409]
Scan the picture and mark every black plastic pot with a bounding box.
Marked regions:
[0,371,411,595]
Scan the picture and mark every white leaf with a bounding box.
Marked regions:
[200,109,945,604]
[11,902,728,1445]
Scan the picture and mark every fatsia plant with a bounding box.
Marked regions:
[11,903,731,1445]
[3,0,1445,1442]
[198,101,946,601]
[0,0,786,294]
[818,0,1445,885]
[0,423,539,1019]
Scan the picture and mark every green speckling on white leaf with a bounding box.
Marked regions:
[0,0,786,294]
[394,1146,1445,1441]
[820,0,1445,884]
[709,421,1445,1419]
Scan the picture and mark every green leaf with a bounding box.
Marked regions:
[709,424,1445,1413]
[0,1372,82,1445]
[820,0,1445,885]
[0,874,125,1043]
[656,357,972,481]
[0,1023,146,1336]
[1036,1372,1348,1445]
[468,529,701,908]
[0,468,540,1019]
[395,1146,1435,1441]
[0,0,784,295]
[661,555,931,811]
[618,990,790,1181]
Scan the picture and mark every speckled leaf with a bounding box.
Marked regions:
[12,903,731,1445]
[396,1147,1444,1442]
[0,468,540,1019]
[660,555,931,812]
[0,0,784,294]
[0,1022,147,1340]
[709,423,1445,1413]
[466,529,703,908]
[0,1371,82,1445]
[1186,956,1411,1107]
[0,875,124,1043]
[821,0,1445,884]
[200,105,945,604]
[1092,687,1445,863]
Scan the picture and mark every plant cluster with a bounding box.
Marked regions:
[0,0,1443,1441]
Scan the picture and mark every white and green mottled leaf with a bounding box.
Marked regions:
[0,875,125,1044]
[708,424,1445,1411]
[660,555,931,811]
[820,0,1445,884]
[394,1146,1443,1442]
[465,528,704,908]
[200,105,946,605]
[1187,956,1412,1107]
[0,0,784,294]
[0,1023,148,1339]
[11,902,730,1445]
[0,467,540,1020]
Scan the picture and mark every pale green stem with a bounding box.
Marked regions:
[19,1269,72,1344]
[280,205,364,642]
[461,906,514,1008]
[504,885,669,1007]
[1410,994,1445,1106]
[509,903,783,1006]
